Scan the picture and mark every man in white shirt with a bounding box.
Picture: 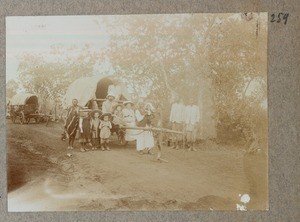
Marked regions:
[169,98,185,149]
[107,84,121,100]
[184,98,200,151]
[102,92,117,114]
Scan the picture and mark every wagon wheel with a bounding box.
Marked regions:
[20,111,26,124]
[35,117,40,124]
[45,116,51,126]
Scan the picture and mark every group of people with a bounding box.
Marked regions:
[64,90,200,154]
[64,98,113,152]
[169,97,200,151]
[64,92,156,154]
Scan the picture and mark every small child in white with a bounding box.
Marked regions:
[100,113,112,151]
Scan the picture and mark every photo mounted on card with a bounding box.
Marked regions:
[6,13,268,211]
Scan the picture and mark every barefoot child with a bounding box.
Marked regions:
[100,113,112,151]
[90,110,101,150]
[79,108,92,152]
[122,101,136,142]
[112,104,126,144]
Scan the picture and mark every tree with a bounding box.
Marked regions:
[99,13,268,144]
[207,13,268,144]
[99,14,217,128]
[6,79,19,98]
[17,45,101,112]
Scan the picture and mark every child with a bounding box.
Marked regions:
[112,104,126,144]
[112,104,125,125]
[90,110,101,150]
[78,108,92,152]
[122,101,136,142]
[100,113,112,151]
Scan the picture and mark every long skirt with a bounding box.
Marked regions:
[136,130,155,151]
[125,122,137,141]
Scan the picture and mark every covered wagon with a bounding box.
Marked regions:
[62,75,132,144]
[9,93,50,124]
[62,75,131,110]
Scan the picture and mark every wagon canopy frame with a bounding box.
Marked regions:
[10,93,39,106]
[62,75,131,109]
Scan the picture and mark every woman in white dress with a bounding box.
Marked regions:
[122,101,136,142]
[135,102,155,154]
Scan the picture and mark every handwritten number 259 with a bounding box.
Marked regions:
[271,13,289,25]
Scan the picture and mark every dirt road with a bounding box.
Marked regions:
[7,120,267,211]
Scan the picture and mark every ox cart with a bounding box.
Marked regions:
[10,93,51,124]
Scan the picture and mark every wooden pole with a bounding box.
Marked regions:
[90,99,126,103]
[119,126,184,134]
[120,125,185,163]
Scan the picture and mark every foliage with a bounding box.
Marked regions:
[207,13,268,144]
[15,14,268,145]
[6,79,19,98]
[99,13,268,144]
[17,45,100,111]
[100,14,214,124]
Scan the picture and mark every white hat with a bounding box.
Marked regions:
[106,93,115,99]
[123,101,134,106]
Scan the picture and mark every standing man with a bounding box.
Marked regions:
[184,98,200,151]
[65,98,80,150]
[102,92,117,114]
[169,97,185,149]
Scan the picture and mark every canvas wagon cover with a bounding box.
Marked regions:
[10,93,38,106]
[62,75,131,109]
[62,76,100,109]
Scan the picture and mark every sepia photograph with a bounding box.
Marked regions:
[6,13,268,211]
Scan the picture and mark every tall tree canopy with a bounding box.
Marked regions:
[6,79,19,98]
[15,13,267,144]
[17,45,101,111]
[99,13,267,143]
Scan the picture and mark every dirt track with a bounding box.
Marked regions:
[7,120,268,211]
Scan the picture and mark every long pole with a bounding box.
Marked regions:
[120,125,185,163]
[91,99,126,103]
[119,126,184,134]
